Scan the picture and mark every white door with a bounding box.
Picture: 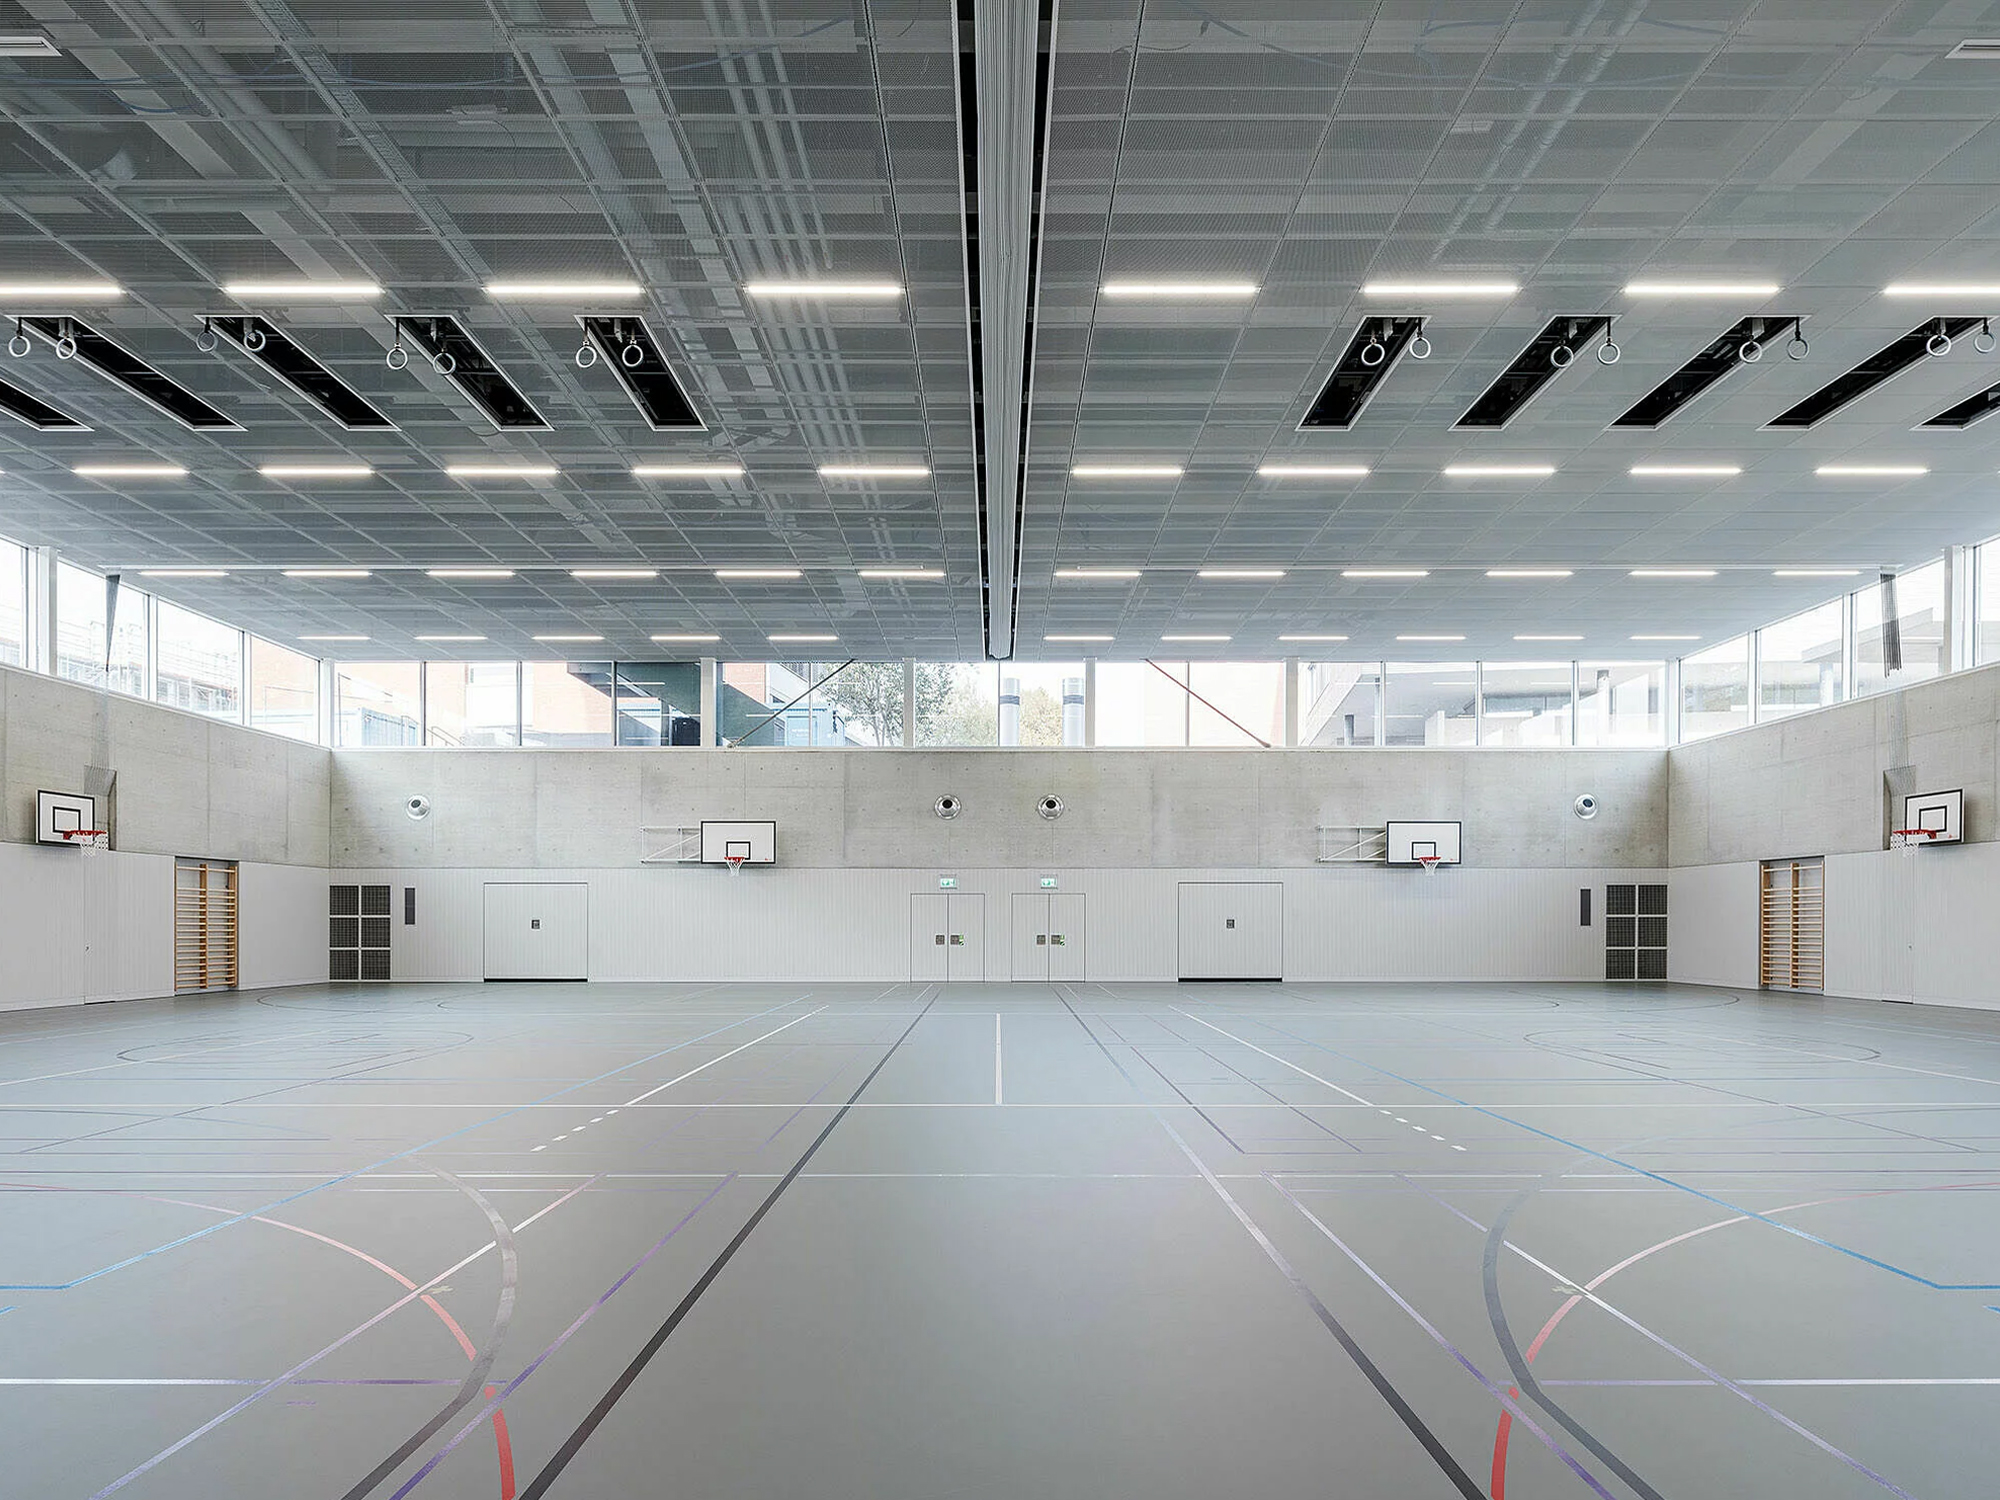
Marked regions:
[1047,893,1085,981]
[1011,893,1050,980]
[483,883,589,980]
[912,893,949,981]
[1177,882,1283,980]
[945,893,985,980]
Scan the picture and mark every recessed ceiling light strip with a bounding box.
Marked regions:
[1299,316,1425,429]
[1769,319,1982,428]
[1613,316,1804,428]
[1455,315,1613,429]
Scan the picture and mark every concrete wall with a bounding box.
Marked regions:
[1668,662,2000,1006]
[0,663,331,1011]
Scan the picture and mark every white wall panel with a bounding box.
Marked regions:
[240,861,333,991]
[1667,863,1759,989]
[0,844,173,1009]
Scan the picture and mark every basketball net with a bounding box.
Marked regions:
[62,829,109,857]
[1417,854,1441,874]
[1889,829,1938,854]
[725,854,746,877]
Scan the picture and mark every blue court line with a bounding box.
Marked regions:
[0,994,820,1292]
[1234,1015,2000,1293]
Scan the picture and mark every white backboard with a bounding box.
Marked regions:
[699,820,777,864]
[1901,789,1963,844]
[36,789,99,846]
[1386,820,1462,866]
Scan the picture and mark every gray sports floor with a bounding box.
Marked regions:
[2,979,1997,1499]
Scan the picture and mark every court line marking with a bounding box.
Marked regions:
[995,1014,1003,1106]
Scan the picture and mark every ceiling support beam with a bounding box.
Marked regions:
[971,0,1054,660]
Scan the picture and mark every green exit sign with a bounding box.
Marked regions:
[1039,876,1058,888]
[938,875,957,889]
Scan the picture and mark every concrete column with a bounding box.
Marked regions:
[317,655,336,745]
[29,545,55,674]
[1061,675,1084,745]
[699,657,719,746]
[1282,657,1299,746]
[1083,659,1096,746]
[903,658,917,746]
[1373,662,1387,746]
[998,674,1021,745]
[1944,545,1975,673]
[143,592,160,704]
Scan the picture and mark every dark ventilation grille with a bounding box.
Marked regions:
[1920,380,2000,429]
[1299,316,1424,428]
[1604,883,1667,980]
[21,317,239,429]
[330,883,392,981]
[1456,316,1612,429]
[213,317,395,430]
[1767,318,1981,428]
[577,316,703,429]
[1613,317,1803,428]
[396,316,548,429]
[0,374,87,430]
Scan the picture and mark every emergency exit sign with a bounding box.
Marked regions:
[1039,876,1058,888]
[938,875,958,889]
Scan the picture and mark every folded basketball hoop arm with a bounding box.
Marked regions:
[722,658,858,747]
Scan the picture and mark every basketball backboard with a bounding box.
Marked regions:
[36,789,98,846]
[698,820,777,865]
[1386,820,1462,866]
[1900,789,1963,844]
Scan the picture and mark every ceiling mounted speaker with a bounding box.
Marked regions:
[934,794,962,820]
[405,794,432,821]
[1036,794,1065,821]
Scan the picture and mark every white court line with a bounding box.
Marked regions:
[619,1006,828,1107]
[1542,1377,2000,1387]
[995,1014,1003,1106]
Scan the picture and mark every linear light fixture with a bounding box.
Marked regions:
[533,634,603,643]
[1279,633,1349,642]
[427,568,515,580]
[858,568,946,579]
[716,568,801,580]
[1629,568,1717,578]
[631,463,744,478]
[1398,634,1465,642]
[284,569,372,579]
[1632,634,1699,641]
[1362,280,1517,297]
[1343,568,1428,579]
[1055,568,1141,580]
[74,462,186,478]
[0,35,61,56]
[140,568,227,578]
[1161,633,1231,642]
[0,279,121,298]
[1071,463,1184,478]
[651,633,721,643]
[415,634,487,642]
[223,280,380,299]
[768,632,837,642]
[1515,634,1582,641]
[485,279,643,299]
[570,569,658,581]
[1197,568,1285,580]
[1443,463,1556,478]
[1045,633,1114,642]
[444,463,558,479]
[259,463,374,479]
[299,634,368,642]
[1883,282,2000,296]
[818,463,929,479]
[1815,464,1928,477]
[1257,463,1371,478]
[1486,568,1573,579]
[1629,464,1742,477]
[744,281,902,299]
[1774,568,1862,577]
[1625,280,1781,297]
[1101,281,1257,299]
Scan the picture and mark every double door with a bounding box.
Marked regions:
[1011,893,1084,981]
[911,893,985,980]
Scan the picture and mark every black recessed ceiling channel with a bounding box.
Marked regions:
[1922,378,2000,429]
[0,374,87,430]
[395,316,548,430]
[1768,318,1982,428]
[1613,316,1803,428]
[1456,316,1613,429]
[576,316,704,430]
[1299,316,1425,428]
[21,316,239,430]
[212,317,395,430]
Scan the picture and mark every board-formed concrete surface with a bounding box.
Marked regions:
[2,979,1995,1498]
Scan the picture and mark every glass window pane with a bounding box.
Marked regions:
[719,661,903,746]
[611,661,700,746]
[811,661,908,746]
[155,600,241,720]
[999,662,1085,745]
[335,662,421,745]
[1757,600,1844,721]
[1300,661,1380,746]
[1185,662,1286,745]
[427,662,520,746]
[248,636,319,741]
[105,584,147,697]
[1577,661,1665,746]
[55,561,107,687]
[1854,561,1945,697]
[1980,542,2000,666]
[1093,661,1190,746]
[1478,663,1575,746]
[910,662,999,747]
[1385,662,1476,746]
[1679,636,1751,740]
[523,661,614,746]
[0,537,26,668]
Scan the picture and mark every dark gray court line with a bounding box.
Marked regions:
[514,987,943,1500]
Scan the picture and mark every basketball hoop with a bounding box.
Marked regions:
[61,829,109,857]
[1417,854,1442,874]
[1890,829,1939,853]
[724,853,746,877]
